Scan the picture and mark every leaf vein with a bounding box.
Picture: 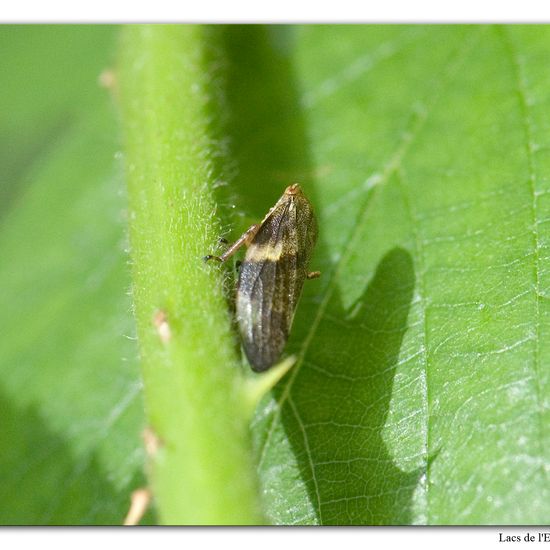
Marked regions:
[499,26,548,485]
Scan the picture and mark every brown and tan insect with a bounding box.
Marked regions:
[205,184,320,372]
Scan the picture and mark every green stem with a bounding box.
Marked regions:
[118,25,264,525]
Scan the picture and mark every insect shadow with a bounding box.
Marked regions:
[277,246,423,524]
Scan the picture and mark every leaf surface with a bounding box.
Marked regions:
[0,26,149,524]
[241,25,550,525]
[3,24,550,525]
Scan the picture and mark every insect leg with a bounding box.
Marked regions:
[307,271,321,279]
[203,223,260,263]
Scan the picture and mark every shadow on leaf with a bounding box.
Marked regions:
[280,247,422,524]
[216,26,422,525]
[217,25,316,222]
[0,385,153,525]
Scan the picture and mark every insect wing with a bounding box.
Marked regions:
[236,191,317,371]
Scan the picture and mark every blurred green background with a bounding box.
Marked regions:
[0,26,148,524]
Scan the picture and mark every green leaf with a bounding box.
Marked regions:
[0,25,151,524]
[249,24,550,525]
[3,24,550,526]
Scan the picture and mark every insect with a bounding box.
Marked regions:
[205,184,320,372]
